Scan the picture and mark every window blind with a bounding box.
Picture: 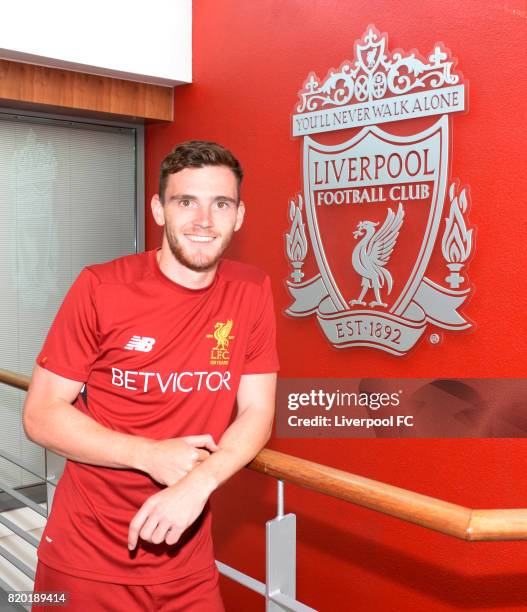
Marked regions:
[0,116,137,488]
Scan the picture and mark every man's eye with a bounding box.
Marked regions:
[217,201,229,209]
[179,199,191,207]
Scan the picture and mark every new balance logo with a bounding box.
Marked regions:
[124,336,156,352]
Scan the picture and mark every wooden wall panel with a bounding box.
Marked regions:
[0,59,173,121]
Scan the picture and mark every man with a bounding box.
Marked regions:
[23,141,279,611]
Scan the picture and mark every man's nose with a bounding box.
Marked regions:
[194,205,213,227]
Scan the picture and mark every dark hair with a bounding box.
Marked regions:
[158,140,243,202]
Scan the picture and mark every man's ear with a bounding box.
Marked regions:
[151,194,165,227]
[234,200,246,232]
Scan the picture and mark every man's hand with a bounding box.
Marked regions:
[136,435,218,486]
[128,373,276,550]
[128,472,213,549]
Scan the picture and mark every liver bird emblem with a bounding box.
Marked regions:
[350,203,405,308]
[213,319,234,350]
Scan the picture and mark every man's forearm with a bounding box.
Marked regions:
[182,403,273,496]
[128,405,273,549]
[24,397,149,471]
[127,372,277,548]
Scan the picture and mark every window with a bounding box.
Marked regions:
[0,113,141,491]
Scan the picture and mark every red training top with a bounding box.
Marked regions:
[36,249,279,584]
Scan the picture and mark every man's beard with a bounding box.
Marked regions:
[165,227,232,272]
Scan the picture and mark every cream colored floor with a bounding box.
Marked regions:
[0,506,46,591]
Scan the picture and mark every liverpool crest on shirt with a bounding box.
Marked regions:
[285,25,474,356]
[206,319,235,366]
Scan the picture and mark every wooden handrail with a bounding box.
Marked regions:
[2,367,526,541]
[0,368,31,391]
[248,449,527,541]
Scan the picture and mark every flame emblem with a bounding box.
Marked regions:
[286,195,308,282]
[442,183,474,288]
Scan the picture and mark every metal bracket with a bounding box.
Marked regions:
[266,513,296,611]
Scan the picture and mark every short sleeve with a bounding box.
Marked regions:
[243,275,280,374]
[36,268,100,382]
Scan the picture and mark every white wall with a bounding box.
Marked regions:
[0,0,191,85]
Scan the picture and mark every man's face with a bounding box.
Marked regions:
[153,165,245,272]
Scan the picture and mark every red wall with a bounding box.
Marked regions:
[145,1,527,610]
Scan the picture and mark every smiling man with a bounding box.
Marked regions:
[23,141,279,611]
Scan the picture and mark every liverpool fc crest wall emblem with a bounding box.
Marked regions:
[285,25,474,356]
